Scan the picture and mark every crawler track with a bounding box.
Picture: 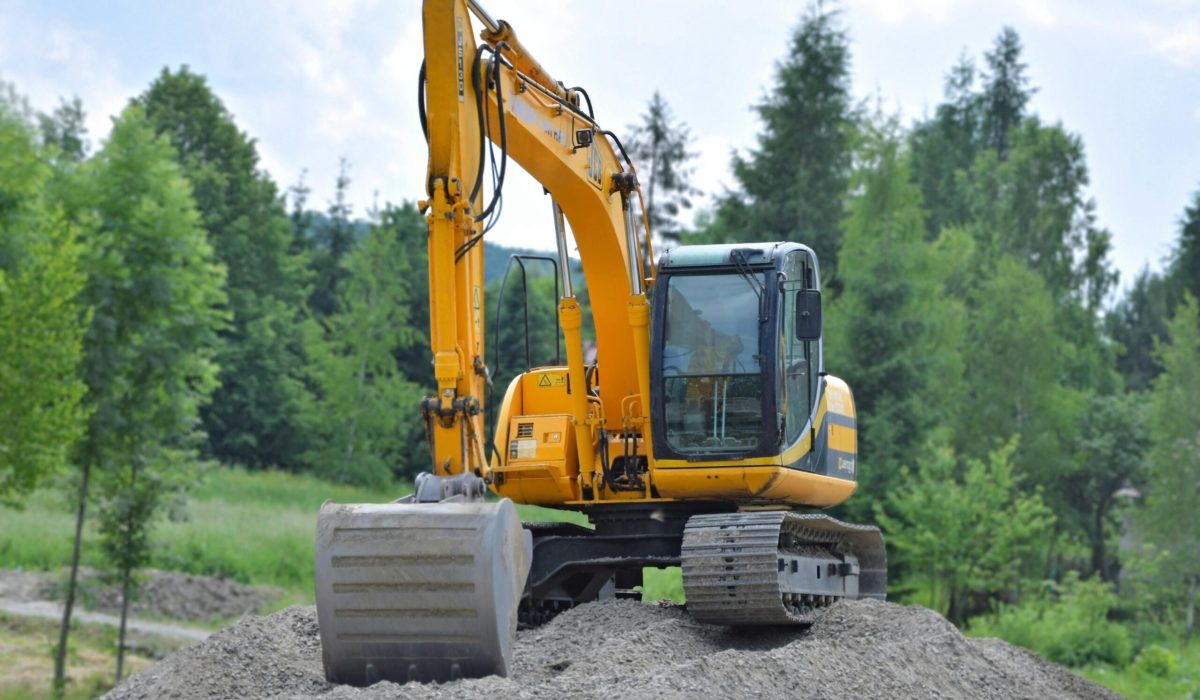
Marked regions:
[680,512,885,626]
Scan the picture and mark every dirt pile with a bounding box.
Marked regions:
[0,568,280,623]
[104,599,1119,700]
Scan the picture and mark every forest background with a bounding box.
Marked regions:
[1,3,1199,698]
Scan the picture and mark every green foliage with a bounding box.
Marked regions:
[979,27,1033,158]
[136,66,313,471]
[1063,393,1148,580]
[693,2,854,282]
[67,106,227,468]
[306,159,357,318]
[1138,294,1200,642]
[303,206,426,486]
[877,439,1055,625]
[826,117,964,522]
[970,574,1132,668]
[0,96,88,503]
[909,57,982,237]
[955,259,1079,467]
[37,96,89,164]
[626,92,700,245]
[1132,644,1178,679]
[1168,189,1200,304]
[1107,267,1173,391]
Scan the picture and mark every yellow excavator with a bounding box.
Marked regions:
[314,0,885,685]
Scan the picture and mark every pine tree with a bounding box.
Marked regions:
[38,96,89,164]
[626,92,700,246]
[309,158,357,319]
[1168,188,1200,304]
[980,27,1034,159]
[136,67,313,470]
[1107,267,1172,391]
[696,2,855,282]
[909,55,983,237]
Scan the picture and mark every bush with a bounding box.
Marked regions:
[1131,645,1177,679]
[970,574,1132,668]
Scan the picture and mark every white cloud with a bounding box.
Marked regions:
[851,0,961,24]
[1152,18,1200,65]
[1014,0,1056,27]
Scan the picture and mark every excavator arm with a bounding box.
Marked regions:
[420,0,653,480]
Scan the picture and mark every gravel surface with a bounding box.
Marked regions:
[103,599,1121,700]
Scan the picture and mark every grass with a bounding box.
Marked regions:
[0,466,591,603]
[1079,638,1200,699]
[0,612,168,700]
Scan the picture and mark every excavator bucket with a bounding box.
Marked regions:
[315,499,531,686]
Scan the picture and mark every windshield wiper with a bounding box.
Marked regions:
[730,248,766,320]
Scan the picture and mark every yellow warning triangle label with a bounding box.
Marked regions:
[538,375,552,387]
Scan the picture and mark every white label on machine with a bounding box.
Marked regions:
[513,438,537,459]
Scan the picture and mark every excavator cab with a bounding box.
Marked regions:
[651,242,823,464]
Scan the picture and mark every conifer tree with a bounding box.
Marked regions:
[696,3,855,282]
[626,92,700,246]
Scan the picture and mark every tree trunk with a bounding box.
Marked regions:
[54,458,92,697]
[1186,575,1197,646]
[1091,503,1108,581]
[116,565,132,680]
[116,460,139,681]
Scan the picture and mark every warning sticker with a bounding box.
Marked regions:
[537,374,566,388]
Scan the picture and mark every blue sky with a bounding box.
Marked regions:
[2,0,1198,296]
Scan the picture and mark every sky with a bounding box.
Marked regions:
[2,0,1198,296]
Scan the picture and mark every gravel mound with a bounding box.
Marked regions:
[104,600,1120,700]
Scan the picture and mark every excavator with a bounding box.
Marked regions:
[314,0,885,686]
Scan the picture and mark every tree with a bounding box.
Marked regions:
[1064,393,1149,581]
[694,3,855,282]
[0,93,88,505]
[877,439,1055,627]
[1167,188,1200,305]
[136,67,313,470]
[304,206,425,486]
[1107,267,1172,392]
[964,118,1115,309]
[1139,294,1200,643]
[53,106,226,690]
[980,27,1034,159]
[826,118,964,522]
[38,96,89,164]
[626,92,700,246]
[909,55,983,237]
[954,257,1084,492]
[308,158,357,318]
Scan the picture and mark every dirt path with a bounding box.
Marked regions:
[0,599,211,642]
[0,567,283,645]
[103,599,1121,700]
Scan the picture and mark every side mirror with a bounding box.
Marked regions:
[795,289,822,340]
